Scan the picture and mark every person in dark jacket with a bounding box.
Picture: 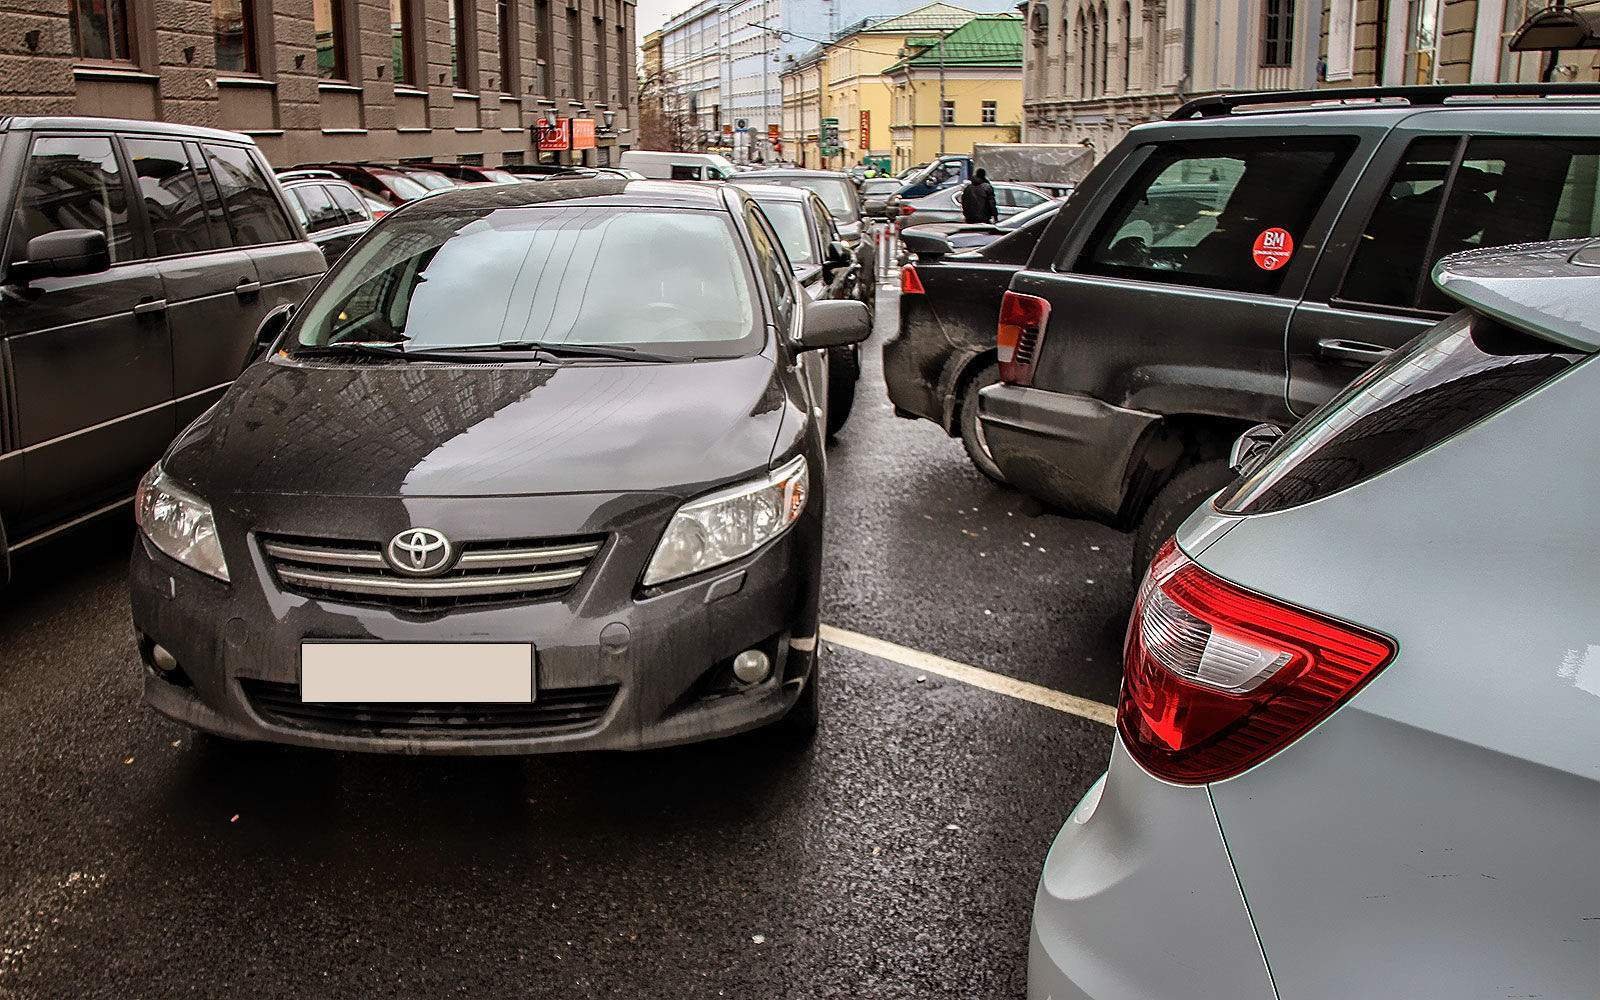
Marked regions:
[960,168,998,224]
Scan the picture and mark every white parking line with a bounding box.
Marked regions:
[820,625,1117,727]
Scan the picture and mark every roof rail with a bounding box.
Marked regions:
[1169,82,1600,120]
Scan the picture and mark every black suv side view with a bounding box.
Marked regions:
[0,117,323,580]
[976,84,1600,576]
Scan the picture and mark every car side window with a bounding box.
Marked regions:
[201,143,296,246]
[1075,137,1355,295]
[183,142,236,248]
[745,205,795,330]
[671,165,702,180]
[810,199,835,244]
[293,184,345,233]
[327,183,369,223]
[1013,189,1047,209]
[125,137,220,257]
[996,187,1016,209]
[8,135,136,264]
[1338,137,1459,310]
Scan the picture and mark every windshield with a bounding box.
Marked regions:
[481,169,522,184]
[754,200,814,266]
[1002,199,1060,230]
[402,170,456,191]
[373,171,430,201]
[863,179,899,196]
[292,207,759,359]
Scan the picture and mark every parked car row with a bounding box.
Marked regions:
[880,82,1600,1000]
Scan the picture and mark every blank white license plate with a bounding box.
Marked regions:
[300,643,534,703]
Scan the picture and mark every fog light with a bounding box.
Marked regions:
[151,643,179,674]
[731,649,771,685]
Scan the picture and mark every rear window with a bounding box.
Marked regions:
[1216,311,1584,515]
[293,207,759,359]
[1076,137,1354,294]
[736,176,856,221]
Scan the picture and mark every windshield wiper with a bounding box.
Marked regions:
[459,341,678,363]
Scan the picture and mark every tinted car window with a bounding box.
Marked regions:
[293,184,345,233]
[126,136,219,256]
[1217,311,1582,516]
[9,135,135,263]
[756,200,815,265]
[202,143,296,245]
[294,207,759,358]
[670,165,704,180]
[1343,136,1600,312]
[1011,188,1047,209]
[401,169,455,191]
[327,183,369,222]
[1078,138,1354,294]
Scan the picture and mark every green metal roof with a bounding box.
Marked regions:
[887,14,1023,71]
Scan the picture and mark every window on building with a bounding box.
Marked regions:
[392,0,417,85]
[213,0,256,73]
[1121,1,1132,90]
[1404,0,1442,83]
[10,136,135,264]
[981,100,998,124]
[1497,0,1542,82]
[1261,0,1294,67]
[71,0,134,62]
[314,0,345,79]
[202,143,296,246]
[126,137,221,255]
[497,0,518,92]
[1096,1,1108,95]
[594,15,606,102]
[1077,137,1356,294]
[568,9,582,98]
[450,0,474,89]
[534,0,553,94]
[942,100,955,125]
[616,22,626,103]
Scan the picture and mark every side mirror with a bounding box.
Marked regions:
[899,228,953,260]
[253,302,296,359]
[825,241,852,267]
[16,229,109,282]
[1229,422,1283,475]
[796,298,870,351]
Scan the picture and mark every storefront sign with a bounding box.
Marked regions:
[571,117,597,150]
[859,111,870,150]
[536,118,570,152]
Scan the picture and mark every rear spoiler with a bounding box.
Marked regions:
[1433,239,1600,353]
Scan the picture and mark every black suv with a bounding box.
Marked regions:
[0,117,323,578]
[976,84,1600,576]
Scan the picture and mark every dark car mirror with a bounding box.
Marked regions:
[797,299,870,351]
[1229,422,1283,475]
[16,229,109,282]
[253,302,297,359]
[899,228,953,260]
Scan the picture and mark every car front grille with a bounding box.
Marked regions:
[260,534,603,611]
[240,679,619,737]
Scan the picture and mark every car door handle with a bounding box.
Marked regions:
[234,280,262,298]
[132,297,167,317]
[1317,338,1393,366]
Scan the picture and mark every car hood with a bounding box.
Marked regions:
[163,354,788,499]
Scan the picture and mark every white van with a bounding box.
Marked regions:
[618,150,738,181]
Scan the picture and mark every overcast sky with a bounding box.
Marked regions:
[635,0,688,41]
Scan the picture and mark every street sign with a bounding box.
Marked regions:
[536,118,570,152]
[571,117,596,150]
[820,116,840,156]
[858,110,870,151]
[735,117,749,131]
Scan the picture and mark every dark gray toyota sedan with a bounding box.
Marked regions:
[127,179,869,754]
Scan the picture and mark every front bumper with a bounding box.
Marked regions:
[1029,739,1275,1000]
[977,384,1158,523]
[130,490,822,755]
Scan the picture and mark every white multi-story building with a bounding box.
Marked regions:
[659,0,725,145]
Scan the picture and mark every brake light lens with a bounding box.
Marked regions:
[900,264,925,295]
[1119,539,1396,784]
[996,291,1050,386]
[899,203,916,215]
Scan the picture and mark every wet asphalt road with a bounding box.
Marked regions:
[0,288,1129,999]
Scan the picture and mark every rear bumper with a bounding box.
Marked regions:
[1028,739,1275,1000]
[978,384,1158,523]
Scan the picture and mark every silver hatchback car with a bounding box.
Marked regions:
[1030,239,1600,999]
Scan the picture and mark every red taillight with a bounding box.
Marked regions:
[900,264,925,295]
[1118,539,1396,784]
[996,291,1049,386]
[899,203,916,215]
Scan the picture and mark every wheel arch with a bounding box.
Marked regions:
[1118,412,1258,527]
[940,348,999,435]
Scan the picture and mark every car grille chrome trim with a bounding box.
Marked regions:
[259,533,603,610]
[240,679,618,737]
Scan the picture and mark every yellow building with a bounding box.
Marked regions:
[886,13,1024,172]
[780,3,990,170]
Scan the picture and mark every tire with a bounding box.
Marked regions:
[765,648,821,746]
[958,362,1007,486]
[1131,459,1236,584]
[826,349,859,439]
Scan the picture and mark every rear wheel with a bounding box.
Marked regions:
[1131,459,1235,583]
[958,363,1007,486]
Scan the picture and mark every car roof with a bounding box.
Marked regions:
[1435,238,1600,353]
[0,115,255,143]
[734,169,850,180]
[732,183,816,203]
[1167,82,1600,121]
[397,178,737,216]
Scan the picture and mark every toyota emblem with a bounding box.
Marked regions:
[386,528,454,576]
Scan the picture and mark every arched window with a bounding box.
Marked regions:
[1097,2,1109,95]
[1121,0,1132,92]
[1031,3,1051,94]
[1077,8,1089,96]
[1086,6,1099,95]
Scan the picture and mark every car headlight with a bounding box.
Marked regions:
[643,456,809,586]
[135,464,230,582]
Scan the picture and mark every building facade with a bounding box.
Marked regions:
[2,0,638,167]
[780,45,825,165]
[1318,0,1600,86]
[659,0,723,142]
[1020,0,1318,150]
[885,12,1023,170]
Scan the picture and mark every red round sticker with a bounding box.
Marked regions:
[1251,228,1295,271]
